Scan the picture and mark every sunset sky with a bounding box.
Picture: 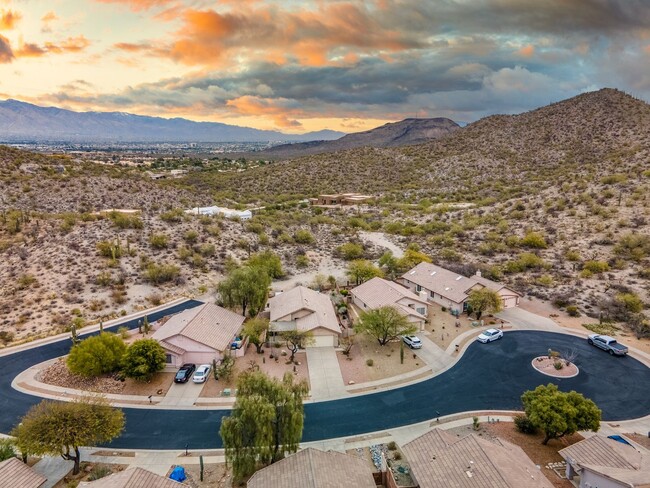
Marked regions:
[0,0,648,133]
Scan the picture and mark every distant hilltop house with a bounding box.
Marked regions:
[185,206,252,220]
[559,434,650,488]
[309,193,373,206]
[152,303,246,367]
[350,277,429,330]
[267,286,341,347]
[148,169,188,180]
[400,262,521,314]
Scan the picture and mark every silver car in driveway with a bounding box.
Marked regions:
[477,328,503,343]
[192,364,212,383]
[402,335,423,349]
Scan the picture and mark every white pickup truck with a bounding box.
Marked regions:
[587,334,628,356]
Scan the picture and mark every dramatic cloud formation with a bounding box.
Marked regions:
[0,9,20,30]
[0,0,648,131]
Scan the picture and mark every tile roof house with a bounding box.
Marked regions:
[350,277,429,329]
[153,303,246,367]
[78,467,185,487]
[400,262,521,314]
[0,457,46,488]
[267,286,340,347]
[247,448,377,488]
[403,429,553,488]
[559,435,650,487]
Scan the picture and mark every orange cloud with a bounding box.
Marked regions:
[41,11,58,23]
[0,9,21,30]
[15,36,91,58]
[96,0,174,11]
[226,95,303,128]
[517,44,535,57]
[162,4,424,67]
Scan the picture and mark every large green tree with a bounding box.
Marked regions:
[243,317,270,354]
[67,333,126,377]
[248,251,285,279]
[121,338,167,382]
[346,259,384,285]
[521,383,601,445]
[355,306,417,346]
[220,371,309,481]
[11,397,124,475]
[218,265,271,317]
[467,287,503,320]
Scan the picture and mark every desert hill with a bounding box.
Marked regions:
[200,88,649,203]
[252,117,460,158]
[0,99,345,143]
[0,88,648,349]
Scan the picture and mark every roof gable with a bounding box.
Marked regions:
[269,287,339,334]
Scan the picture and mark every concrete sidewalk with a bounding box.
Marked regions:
[32,456,73,488]
[306,348,348,400]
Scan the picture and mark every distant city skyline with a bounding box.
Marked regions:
[0,0,648,133]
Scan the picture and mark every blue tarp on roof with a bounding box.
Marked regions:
[170,466,186,482]
[607,435,632,446]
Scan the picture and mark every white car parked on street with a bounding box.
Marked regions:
[192,364,212,383]
[477,328,503,343]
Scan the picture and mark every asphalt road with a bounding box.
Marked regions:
[1,311,649,450]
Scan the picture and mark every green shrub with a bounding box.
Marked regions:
[520,231,547,249]
[184,230,199,243]
[601,174,627,185]
[67,333,127,377]
[554,361,563,370]
[565,250,581,261]
[95,271,112,287]
[122,339,166,382]
[17,274,37,290]
[108,211,143,229]
[160,208,185,223]
[88,465,112,481]
[0,438,16,461]
[514,414,537,434]
[294,229,315,245]
[583,260,609,274]
[143,263,180,284]
[96,241,122,260]
[296,255,310,268]
[337,242,364,260]
[566,305,580,317]
[614,233,650,261]
[366,359,374,367]
[149,233,169,249]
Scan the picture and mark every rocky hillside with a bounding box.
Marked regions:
[200,88,648,203]
[254,117,460,158]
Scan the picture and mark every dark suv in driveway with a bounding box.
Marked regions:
[174,363,196,383]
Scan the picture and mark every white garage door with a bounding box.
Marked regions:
[502,296,518,308]
[309,335,336,347]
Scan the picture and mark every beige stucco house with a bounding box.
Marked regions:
[350,276,429,329]
[247,448,377,488]
[560,435,650,488]
[403,429,553,488]
[400,262,521,314]
[153,303,246,367]
[267,286,340,347]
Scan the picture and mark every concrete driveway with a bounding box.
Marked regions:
[497,307,560,332]
[306,347,347,400]
[413,335,454,372]
[159,379,203,406]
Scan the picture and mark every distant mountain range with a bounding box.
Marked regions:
[245,117,461,158]
[0,99,345,143]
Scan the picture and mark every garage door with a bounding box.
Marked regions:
[309,335,336,347]
[502,296,518,308]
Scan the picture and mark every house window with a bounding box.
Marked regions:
[430,291,435,298]
[416,285,422,292]
[165,354,172,364]
[416,307,426,315]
